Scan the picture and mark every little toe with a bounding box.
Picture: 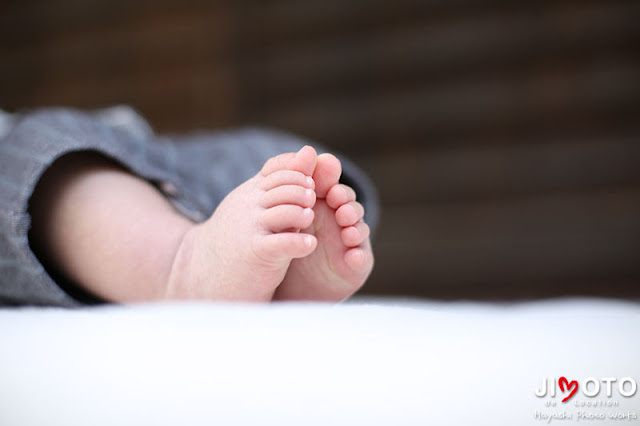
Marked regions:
[253,233,317,262]
[262,205,314,232]
[335,201,365,227]
[344,246,373,273]
[260,146,317,177]
[340,222,370,247]
[261,186,316,209]
[326,184,356,209]
[313,153,342,198]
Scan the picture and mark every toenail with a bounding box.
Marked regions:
[305,176,314,187]
[303,207,313,215]
[304,234,313,247]
[305,188,314,199]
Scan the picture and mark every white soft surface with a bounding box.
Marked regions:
[1,298,639,425]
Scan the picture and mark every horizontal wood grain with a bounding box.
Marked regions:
[365,188,640,297]
[239,2,640,101]
[258,59,638,137]
[1,0,638,300]
[357,139,640,203]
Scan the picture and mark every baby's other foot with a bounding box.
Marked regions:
[275,153,374,301]
[165,146,319,301]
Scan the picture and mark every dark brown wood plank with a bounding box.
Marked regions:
[255,60,640,152]
[237,0,639,48]
[364,188,640,298]
[357,139,640,204]
[1,0,222,46]
[239,1,640,102]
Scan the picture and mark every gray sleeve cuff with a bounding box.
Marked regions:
[0,107,166,306]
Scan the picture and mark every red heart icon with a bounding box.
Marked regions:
[559,377,578,402]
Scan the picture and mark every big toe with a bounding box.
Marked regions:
[260,145,318,177]
[314,153,342,198]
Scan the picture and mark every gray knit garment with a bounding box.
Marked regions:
[0,106,378,307]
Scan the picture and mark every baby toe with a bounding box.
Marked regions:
[261,185,316,209]
[344,246,374,273]
[326,184,356,209]
[340,222,370,247]
[253,233,317,262]
[262,205,314,232]
[259,170,314,191]
[335,201,365,227]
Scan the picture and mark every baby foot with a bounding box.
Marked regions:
[165,146,319,301]
[275,153,374,301]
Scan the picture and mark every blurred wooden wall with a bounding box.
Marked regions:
[2,0,639,300]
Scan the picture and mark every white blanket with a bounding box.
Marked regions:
[1,298,639,425]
